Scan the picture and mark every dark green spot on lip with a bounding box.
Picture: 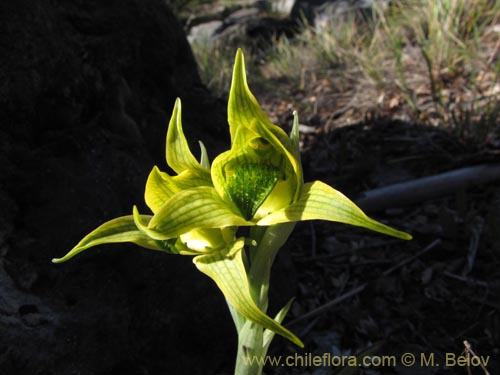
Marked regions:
[226,162,281,220]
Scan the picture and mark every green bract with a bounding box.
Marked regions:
[53,49,411,350]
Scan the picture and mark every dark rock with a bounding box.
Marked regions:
[291,0,384,26]
[0,1,234,374]
[187,1,299,48]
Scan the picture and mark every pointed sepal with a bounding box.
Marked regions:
[166,98,205,174]
[52,215,173,263]
[193,240,304,347]
[257,181,412,240]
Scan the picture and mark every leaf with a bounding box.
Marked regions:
[193,242,304,347]
[166,98,204,174]
[263,298,295,351]
[52,215,173,263]
[257,181,412,240]
[145,187,250,240]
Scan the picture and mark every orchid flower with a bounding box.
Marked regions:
[53,49,411,375]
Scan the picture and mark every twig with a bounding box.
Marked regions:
[442,271,490,288]
[381,239,441,277]
[465,216,484,275]
[289,284,367,326]
[289,239,441,325]
[463,340,491,375]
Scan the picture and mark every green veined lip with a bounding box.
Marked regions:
[226,162,283,220]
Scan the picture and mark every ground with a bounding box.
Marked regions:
[251,79,500,375]
[1,1,499,374]
[184,3,500,372]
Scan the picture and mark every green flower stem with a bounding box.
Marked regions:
[234,223,296,375]
[235,320,265,375]
[248,223,296,310]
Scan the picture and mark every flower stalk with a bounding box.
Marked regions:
[233,223,296,375]
[53,49,411,375]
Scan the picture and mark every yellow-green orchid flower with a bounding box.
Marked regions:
[53,49,411,355]
[134,50,411,241]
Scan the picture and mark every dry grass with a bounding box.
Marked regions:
[192,39,237,95]
[191,0,500,141]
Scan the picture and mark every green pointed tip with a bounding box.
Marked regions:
[231,49,246,95]
[231,49,245,88]
[51,251,77,264]
[229,48,252,106]
[291,110,300,147]
[288,335,305,348]
[199,140,210,169]
[132,205,145,230]
[297,338,305,348]
[401,232,413,240]
[235,48,244,67]
[194,248,304,348]
[51,252,75,263]
[172,98,182,123]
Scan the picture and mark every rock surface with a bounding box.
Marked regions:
[186,0,385,47]
[291,0,385,25]
[0,1,239,374]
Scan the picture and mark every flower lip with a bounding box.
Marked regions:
[226,161,282,220]
[213,121,297,222]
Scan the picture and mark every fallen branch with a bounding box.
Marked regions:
[355,163,500,213]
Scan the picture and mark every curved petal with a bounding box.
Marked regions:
[257,181,413,240]
[52,215,173,263]
[211,126,256,210]
[145,166,178,213]
[145,186,250,240]
[145,166,212,213]
[166,98,206,174]
[193,240,304,347]
[252,118,302,202]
